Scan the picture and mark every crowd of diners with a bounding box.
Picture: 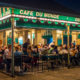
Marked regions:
[0,39,80,73]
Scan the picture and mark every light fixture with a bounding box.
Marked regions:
[54,22,58,25]
[61,22,65,25]
[32,19,37,23]
[24,18,28,22]
[48,21,52,24]
[40,20,45,23]
[78,25,80,27]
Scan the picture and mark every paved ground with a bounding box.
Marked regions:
[1,67,80,80]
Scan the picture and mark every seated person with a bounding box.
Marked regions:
[62,44,68,54]
[48,45,55,54]
[22,46,32,72]
[58,45,63,55]
[70,44,76,56]
[14,47,22,57]
[51,46,58,55]
[32,45,39,65]
[14,47,22,72]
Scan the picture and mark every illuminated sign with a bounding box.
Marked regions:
[20,10,33,16]
[14,8,80,23]
[1,8,80,23]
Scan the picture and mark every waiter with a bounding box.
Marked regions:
[23,39,30,55]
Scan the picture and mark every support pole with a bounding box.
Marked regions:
[35,29,37,45]
[62,31,64,45]
[11,8,15,77]
[67,25,70,67]
[3,31,6,46]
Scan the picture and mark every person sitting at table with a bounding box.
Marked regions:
[69,44,78,65]
[62,44,68,54]
[51,46,58,55]
[14,47,22,72]
[48,45,57,69]
[32,45,39,66]
[70,43,75,56]
[14,47,22,57]
[48,45,55,54]
[23,46,32,72]
[58,45,63,55]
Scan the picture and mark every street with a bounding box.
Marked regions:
[0,67,80,80]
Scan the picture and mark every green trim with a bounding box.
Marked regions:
[0,22,11,30]
[14,18,19,21]
[70,27,80,30]
[16,21,66,30]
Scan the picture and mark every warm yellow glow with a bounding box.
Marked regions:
[57,30,62,34]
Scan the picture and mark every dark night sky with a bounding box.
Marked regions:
[55,0,80,13]
[0,0,80,14]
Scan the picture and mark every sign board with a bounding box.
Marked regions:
[14,8,80,23]
[1,7,80,23]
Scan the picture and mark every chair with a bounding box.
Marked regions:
[14,56,22,72]
[37,55,49,72]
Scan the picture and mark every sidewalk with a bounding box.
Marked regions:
[0,67,80,80]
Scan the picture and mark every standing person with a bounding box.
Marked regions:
[5,45,11,72]
[23,39,30,55]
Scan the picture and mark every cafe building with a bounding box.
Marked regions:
[0,7,80,47]
[0,1,80,76]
